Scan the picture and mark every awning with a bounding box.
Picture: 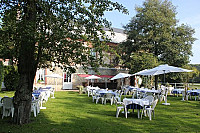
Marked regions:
[97,75,114,78]
[77,74,113,78]
[77,74,91,77]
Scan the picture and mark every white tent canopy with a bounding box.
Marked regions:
[110,73,131,80]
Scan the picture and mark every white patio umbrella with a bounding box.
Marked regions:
[134,64,193,83]
[133,64,193,105]
[45,74,62,92]
[132,69,150,76]
[85,75,101,86]
[110,73,131,87]
[110,73,131,80]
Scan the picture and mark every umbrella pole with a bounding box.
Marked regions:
[162,70,170,105]
[51,79,56,98]
[155,75,158,90]
[163,70,166,85]
[105,78,107,89]
[56,79,57,91]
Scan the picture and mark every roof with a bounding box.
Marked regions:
[102,27,127,44]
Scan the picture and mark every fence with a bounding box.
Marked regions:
[167,83,200,89]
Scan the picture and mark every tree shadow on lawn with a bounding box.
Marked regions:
[0,107,149,133]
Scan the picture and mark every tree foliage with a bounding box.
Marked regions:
[123,51,159,74]
[119,0,196,74]
[0,0,127,124]
[4,65,19,91]
[0,0,128,71]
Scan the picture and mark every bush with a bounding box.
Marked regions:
[4,65,19,91]
[77,85,84,94]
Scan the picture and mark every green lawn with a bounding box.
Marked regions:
[0,91,200,133]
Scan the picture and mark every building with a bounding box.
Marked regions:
[34,28,130,90]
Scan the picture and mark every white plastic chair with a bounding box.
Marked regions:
[50,88,55,98]
[115,98,127,118]
[159,89,165,102]
[39,93,46,109]
[0,96,2,107]
[143,95,154,105]
[131,90,137,99]
[31,100,37,117]
[181,91,187,101]
[114,91,122,103]
[141,99,158,120]
[104,93,114,105]
[92,91,100,103]
[35,97,41,114]
[1,97,14,119]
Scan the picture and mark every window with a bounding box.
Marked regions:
[64,73,72,83]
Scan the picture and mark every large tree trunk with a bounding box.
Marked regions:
[13,72,36,124]
[13,0,37,124]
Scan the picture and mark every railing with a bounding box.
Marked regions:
[167,83,200,89]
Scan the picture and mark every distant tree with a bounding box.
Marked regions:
[0,0,127,124]
[118,0,196,88]
[122,51,159,74]
[189,64,200,83]
[122,0,196,67]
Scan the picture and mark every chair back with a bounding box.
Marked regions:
[152,99,158,110]
[2,97,13,109]
[182,91,186,96]
[132,90,137,99]
[105,93,113,99]
[143,95,154,105]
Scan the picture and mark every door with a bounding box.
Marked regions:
[63,72,73,89]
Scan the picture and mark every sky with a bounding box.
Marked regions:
[104,0,200,64]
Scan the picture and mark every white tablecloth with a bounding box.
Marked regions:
[172,89,185,94]
[123,98,150,107]
[187,89,200,94]
[137,88,160,94]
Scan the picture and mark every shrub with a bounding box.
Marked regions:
[4,65,19,91]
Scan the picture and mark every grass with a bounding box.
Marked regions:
[0,91,200,133]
